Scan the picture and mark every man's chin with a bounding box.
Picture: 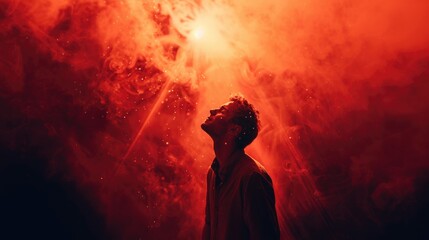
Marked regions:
[201,122,208,131]
[201,122,213,135]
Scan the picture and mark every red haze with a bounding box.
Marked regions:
[1,0,429,239]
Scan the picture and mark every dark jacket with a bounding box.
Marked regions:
[203,151,280,240]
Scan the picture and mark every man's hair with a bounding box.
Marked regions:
[229,95,260,149]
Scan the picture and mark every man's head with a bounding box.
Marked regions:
[201,95,260,149]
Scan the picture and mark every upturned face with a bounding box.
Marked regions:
[201,101,238,140]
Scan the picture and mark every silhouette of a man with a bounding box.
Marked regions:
[201,95,280,240]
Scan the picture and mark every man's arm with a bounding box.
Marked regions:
[202,170,211,240]
[243,173,280,240]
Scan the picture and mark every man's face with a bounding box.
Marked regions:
[201,101,238,139]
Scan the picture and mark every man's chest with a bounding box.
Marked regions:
[210,176,244,217]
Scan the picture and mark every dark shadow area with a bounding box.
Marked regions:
[0,148,109,240]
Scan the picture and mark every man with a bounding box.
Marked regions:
[201,95,280,240]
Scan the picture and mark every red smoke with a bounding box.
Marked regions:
[1,0,429,239]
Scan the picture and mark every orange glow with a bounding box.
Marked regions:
[192,27,204,40]
[1,0,429,239]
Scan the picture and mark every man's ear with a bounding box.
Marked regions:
[228,124,242,137]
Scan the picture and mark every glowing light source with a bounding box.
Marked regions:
[192,27,205,40]
[167,1,241,62]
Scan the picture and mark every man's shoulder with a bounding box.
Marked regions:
[237,155,272,181]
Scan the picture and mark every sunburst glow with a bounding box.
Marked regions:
[1,0,429,239]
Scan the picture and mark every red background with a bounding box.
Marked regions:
[1,0,429,239]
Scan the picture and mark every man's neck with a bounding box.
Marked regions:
[213,140,243,170]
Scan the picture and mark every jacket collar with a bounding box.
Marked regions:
[211,150,245,183]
